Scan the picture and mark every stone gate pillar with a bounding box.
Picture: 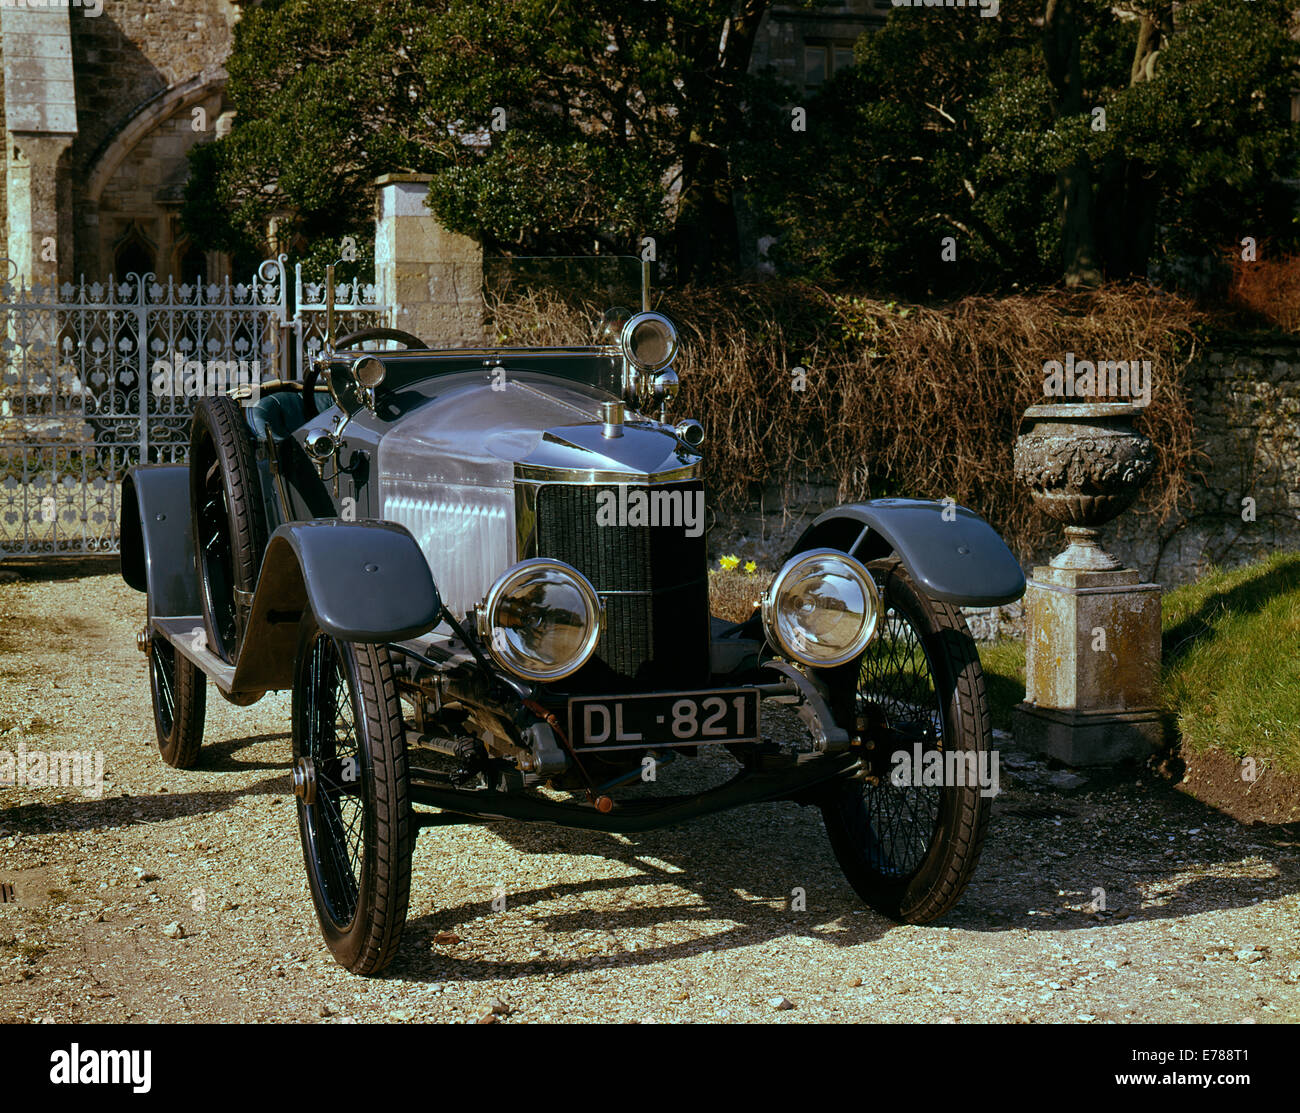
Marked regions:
[2,3,78,286]
[6,136,74,286]
[374,173,483,347]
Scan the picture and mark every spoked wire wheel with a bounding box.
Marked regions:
[148,633,206,768]
[821,560,992,923]
[855,587,948,877]
[292,619,413,975]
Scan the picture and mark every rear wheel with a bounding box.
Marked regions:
[148,634,206,768]
[821,560,992,923]
[190,396,267,664]
[291,618,414,975]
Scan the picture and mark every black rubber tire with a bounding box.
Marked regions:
[148,636,206,768]
[821,560,992,924]
[189,396,268,664]
[292,618,414,975]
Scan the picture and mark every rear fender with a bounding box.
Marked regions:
[120,465,199,618]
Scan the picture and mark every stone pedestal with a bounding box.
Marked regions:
[374,173,484,347]
[1013,565,1165,765]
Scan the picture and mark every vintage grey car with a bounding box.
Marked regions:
[119,269,1026,974]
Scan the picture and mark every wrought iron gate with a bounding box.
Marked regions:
[0,258,381,558]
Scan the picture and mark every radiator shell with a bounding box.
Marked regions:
[533,481,710,690]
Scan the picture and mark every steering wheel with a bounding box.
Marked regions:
[302,328,428,418]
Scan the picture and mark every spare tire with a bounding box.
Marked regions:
[190,396,268,664]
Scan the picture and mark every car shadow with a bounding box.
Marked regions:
[198,732,293,772]
[7,737,1294,985]
[394,801,889,982]
[0,771,288,834]
[386,766,1300,985]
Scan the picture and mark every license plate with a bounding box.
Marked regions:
[568,689,761,750]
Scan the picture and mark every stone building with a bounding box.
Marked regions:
[752,1,887,95]
[1,0,238,287]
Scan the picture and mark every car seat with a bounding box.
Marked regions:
[244,384,333,442]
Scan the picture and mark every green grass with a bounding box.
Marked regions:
[977,638,1026,734]
[979,551,1300,776]
[1160,551,1300,776]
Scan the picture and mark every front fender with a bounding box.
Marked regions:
[788,498,1026,607]
[120,465,199,618]
[231,520,441,694]
[254,520,441,644]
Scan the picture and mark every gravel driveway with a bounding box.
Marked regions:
[1,564,1297,1024]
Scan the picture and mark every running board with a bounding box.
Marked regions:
[154,616,238,694]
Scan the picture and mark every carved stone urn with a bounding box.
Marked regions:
[1012,401,1163,766]
[1013,403,1155,571]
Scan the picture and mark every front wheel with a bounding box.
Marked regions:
[291,618,414,975]
[820,560,992,923]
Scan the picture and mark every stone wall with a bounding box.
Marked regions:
[751,1,888,93]
[707,341,1300,636]
[1106,342,1300,584]
[90,83,228,282]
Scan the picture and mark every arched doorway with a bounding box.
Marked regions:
[113,225,156,279]
[174,238,208,285]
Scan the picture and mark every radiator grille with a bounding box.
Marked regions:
[534,482,709,690]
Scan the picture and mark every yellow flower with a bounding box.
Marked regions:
[744,560,757,574]
[719,554,739,571]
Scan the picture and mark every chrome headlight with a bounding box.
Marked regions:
[479,559,603,682]
[619,311,678,372]
[761,548,882,667]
